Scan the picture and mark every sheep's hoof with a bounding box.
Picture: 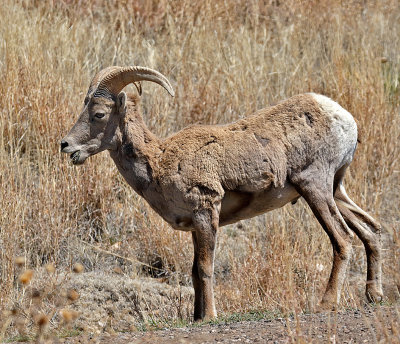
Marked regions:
[366,286,383,303]
[194,315,217,323]
[203,315,217,322]
[315,297,337,313]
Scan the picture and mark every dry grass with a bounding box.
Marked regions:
[0,259,82,342]
[0,0,399,339]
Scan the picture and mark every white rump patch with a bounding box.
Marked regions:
[309,93,355,125]
[309,93,358,162]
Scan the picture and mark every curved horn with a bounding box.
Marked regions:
[86,66,122,98]
[95,66,175,97]
[90,66,121,89]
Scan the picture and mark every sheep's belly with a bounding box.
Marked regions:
[219,182,300,226]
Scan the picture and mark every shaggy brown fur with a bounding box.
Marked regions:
[61,66,383,321]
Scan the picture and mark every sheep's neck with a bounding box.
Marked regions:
[110,113,161,196]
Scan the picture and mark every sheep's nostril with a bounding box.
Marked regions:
[60,140,69,152]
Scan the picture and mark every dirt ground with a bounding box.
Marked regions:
[61,306,399,344]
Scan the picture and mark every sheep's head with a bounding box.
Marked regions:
[61,66,174,165]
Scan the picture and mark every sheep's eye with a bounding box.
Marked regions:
[94,113,105,119]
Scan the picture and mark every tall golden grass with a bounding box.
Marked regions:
[0,0,399,331]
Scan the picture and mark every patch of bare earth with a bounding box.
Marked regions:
[62,306,399,344]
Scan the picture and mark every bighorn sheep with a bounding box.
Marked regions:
[61,66,383,321]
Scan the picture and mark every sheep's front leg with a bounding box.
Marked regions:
[191,207,218,321]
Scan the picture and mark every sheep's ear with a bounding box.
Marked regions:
[117,92,127,112]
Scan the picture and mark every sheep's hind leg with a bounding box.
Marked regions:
[334,183,383,303]
[292,174,353,309]
[191,206,219,321]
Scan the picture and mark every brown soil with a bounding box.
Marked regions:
[5,272,398,343]
[63,307,399,344]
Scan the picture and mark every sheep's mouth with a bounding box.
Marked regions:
[70,150,81,165]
